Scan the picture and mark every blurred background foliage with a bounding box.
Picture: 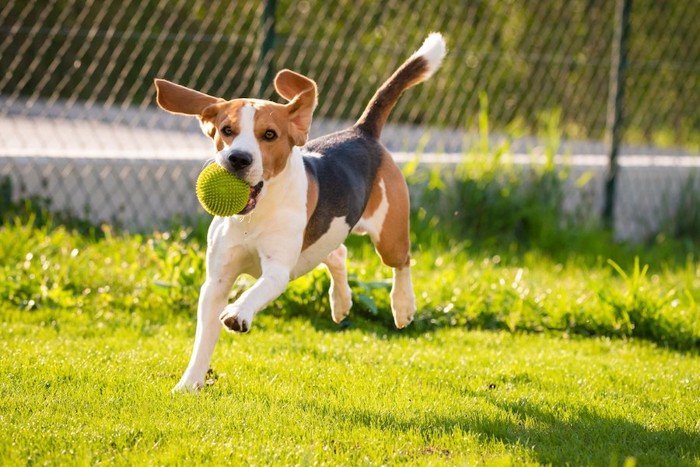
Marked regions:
[1,0,698,147]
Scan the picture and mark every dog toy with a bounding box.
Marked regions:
[196,164,249,216]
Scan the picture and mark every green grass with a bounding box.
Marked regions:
[2,314,699,465]
[0,218,699,465]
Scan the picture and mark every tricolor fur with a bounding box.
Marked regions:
[155,33,446,392]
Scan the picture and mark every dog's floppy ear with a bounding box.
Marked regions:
[275,70,317,146]
[274,69,316,102]
[154,79,223,116]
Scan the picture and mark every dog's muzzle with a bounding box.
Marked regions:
[216,149,263,215]
[227,150,253,171]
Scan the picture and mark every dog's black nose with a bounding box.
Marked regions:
[227,150,253,170]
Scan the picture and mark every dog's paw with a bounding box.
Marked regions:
[330,283,352,324]
[331,300,352,324]
[220,305,254,333]
[172,378,202,394]
[390,289,416,329]
[393,312,414,329]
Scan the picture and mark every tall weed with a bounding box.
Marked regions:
[406,95,571,251]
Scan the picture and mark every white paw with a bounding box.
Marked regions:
[391,288,416,329]
[172,378,203,394]
[330,283,352,323]
[219,305,254,333]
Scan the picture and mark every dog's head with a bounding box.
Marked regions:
[154,70,317,214]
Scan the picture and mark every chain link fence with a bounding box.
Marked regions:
[1,0,699,239]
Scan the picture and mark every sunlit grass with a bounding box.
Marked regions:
[1,219,699,465]
[1,314,698,465]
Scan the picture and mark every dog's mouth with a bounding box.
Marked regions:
[238,181,264,215]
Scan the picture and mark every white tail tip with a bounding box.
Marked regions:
[413,32,447,77]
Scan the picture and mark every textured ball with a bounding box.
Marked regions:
[196,164,249,217]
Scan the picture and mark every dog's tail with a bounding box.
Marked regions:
[354,33,446,139]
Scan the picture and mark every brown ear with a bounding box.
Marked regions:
[275,70,317,146]
[275,69,316,102]
[154,79,223,116]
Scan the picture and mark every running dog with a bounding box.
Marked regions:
[155,33,446,391]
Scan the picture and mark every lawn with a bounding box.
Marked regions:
[2,314,699,465]
[0,218,699,465]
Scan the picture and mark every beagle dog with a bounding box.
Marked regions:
[155,33,446,391]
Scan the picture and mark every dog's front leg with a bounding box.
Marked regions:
[220,257,291,333]
[172,277,233,393]
[173,219,243,393]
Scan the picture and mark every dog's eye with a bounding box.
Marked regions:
[221,126,234,137]
[262,129,277,141]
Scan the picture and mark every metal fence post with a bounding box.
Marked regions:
[603,0,632,231]
[255,0,277,98]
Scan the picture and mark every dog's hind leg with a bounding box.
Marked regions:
[378,232,416,330]
[359,157,416,329]
[323,244,353,323]
[388,263,416,329]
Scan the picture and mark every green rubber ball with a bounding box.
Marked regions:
[196,164,250,217]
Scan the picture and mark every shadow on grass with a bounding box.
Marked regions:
[475,394,700,466]
[295,393,700,465]
[274,306,700,357]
